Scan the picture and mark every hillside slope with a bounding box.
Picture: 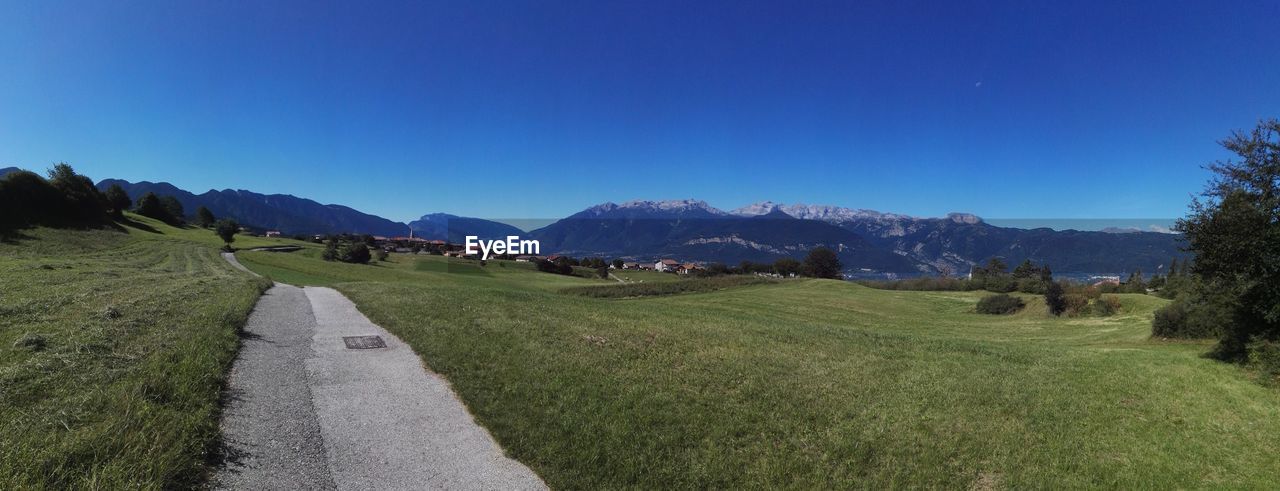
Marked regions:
[0,215,275,488]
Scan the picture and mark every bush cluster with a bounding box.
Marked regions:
[1246,338,1280,382]
[1151,287,1234,339]
[1,164,112,231]
[975,294,1025,315]
[322,239,372,264]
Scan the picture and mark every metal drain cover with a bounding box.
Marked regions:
[343,335,387,349]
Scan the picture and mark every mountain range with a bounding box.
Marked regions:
[1,167,1187,277]
[526,200,1187,277]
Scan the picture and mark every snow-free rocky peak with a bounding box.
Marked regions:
[573,199,729,218]
[731,202,913,222]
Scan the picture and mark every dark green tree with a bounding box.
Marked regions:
[612,258,624,269]
[214,218,239,250]
[135,192,170,222]
[773,258,802,277]
[802,246,843,279]
[322,237,340,261]
[47,163,106,223]
[342,243,372,264]
[159,196,184,224]
[1045,280,1067,316]
[104,184,132,218]
[195,206,215,228]
[1175,118,1280,359]
[1012,259,1040,279]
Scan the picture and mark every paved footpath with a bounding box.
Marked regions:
[215,255,545,490]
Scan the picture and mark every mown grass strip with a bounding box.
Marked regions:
[560,275,777,298]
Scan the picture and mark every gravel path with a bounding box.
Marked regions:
[215,253,544,490]
[221,252,259,276]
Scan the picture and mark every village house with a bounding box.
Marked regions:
[264,230,282,238]
[677,263,702,275]
[622,262,640,270]
[514,255,533,262]
[655,259,680,272]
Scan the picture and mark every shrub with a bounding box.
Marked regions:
[1094,296,1122,316]
[1063,294,1091,317]
[1246,338,1280,382]
[1152,290,1233,339]
[1090,295,1121,318]
[375,248,389,262]
[976,294,1025,315]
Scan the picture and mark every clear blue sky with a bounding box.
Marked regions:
[2,1,1278,223]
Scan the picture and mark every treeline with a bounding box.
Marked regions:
[531,246,846,281]
[1151,119,1279,379]
[0,164,220,232]
[1,164,120,231]
[860,258,1056,294]
[694,247,843,279]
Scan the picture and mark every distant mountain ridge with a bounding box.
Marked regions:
[531,199,1188,277]
[91,178,516,239]
[407,213,525,243]
[530,200,917,272]
[96,179,409,236]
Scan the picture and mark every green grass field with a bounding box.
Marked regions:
[0,215,285,489]
[238,249,1280,488]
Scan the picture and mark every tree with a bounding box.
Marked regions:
[135,192,170,222]
[1039,265,1053,283]
[159,196,185,224]
[774,258,802,277]
[1123,269,1147,294]
[973,257,1009,280]
[802,246,843,279]
[47,163,106,223]
[342,243,372,264]
[1174,118,1280,360]
[195,206,215,228]
[104,184,131,218]
[214,219,239,250]
[612,258,624,269]
[1045,280,1067,316]
[322,237,340,261]
[1012,259,1040,279]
